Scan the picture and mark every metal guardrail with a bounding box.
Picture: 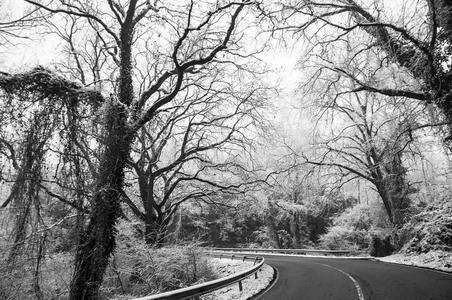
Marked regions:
[134,252,265,300]
[210,247,354,256]
[133,247,355,300]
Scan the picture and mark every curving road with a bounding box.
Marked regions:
[258,255,452,300]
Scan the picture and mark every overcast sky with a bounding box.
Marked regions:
[2,0,449,202]
[1,0,317,153]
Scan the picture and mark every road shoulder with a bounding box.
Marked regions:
[373,250,452,274]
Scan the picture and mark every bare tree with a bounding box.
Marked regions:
[302,90,419,226]
[0,1,258,298]
[264,0,452,144]
[125,79,269,246]
[0,1,43,46]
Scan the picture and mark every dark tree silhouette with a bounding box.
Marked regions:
[125,85,270,246]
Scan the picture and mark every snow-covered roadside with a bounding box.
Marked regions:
[375,250,452,273]
[211,251,370,260]
[201,258,275,300]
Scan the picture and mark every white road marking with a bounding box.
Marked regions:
[321,263,365,300]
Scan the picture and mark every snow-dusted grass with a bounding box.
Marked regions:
[201,258,274,300]
[376,250,452,272]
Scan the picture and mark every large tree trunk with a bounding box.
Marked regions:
[69,103,131,300]
[289,211,302,248]
[69,7,138,296]
[376,182,410,227]
[376,184,394,224]
[144,221,160,245]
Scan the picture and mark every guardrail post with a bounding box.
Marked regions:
[238,280,243,292]
[254,271,258,279]
[253,257,258,265]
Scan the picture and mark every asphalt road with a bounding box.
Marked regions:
[258,255,452,300]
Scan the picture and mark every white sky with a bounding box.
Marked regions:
[0,0,312,149]
[1,0,62,69]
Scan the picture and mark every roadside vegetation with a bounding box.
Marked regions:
[0,0,451,299]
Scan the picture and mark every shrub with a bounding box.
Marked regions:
[319,225,368,250]
[103,221,217,299]
[319,202,391,250]
[0,219,217,299]
[369,235,394,257]
[399,199,452,253]
[0,250,73,300]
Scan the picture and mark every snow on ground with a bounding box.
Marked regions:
[375,250,452,272]
[213,251,370,260]
[201,258,275,300]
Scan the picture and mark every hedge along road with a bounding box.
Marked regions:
[257,254,452,300]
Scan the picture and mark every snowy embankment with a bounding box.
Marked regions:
[375,250,452,273]
[201,258,274,300]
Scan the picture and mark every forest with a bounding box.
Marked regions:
[0,0,451,299]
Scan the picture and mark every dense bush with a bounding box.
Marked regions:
[103,221,216,299]
[369,235,394,257]
[319,225,369,250]
[179,199,269,247]
[399,199,452,253]
[319,202,391,250]
[0,219,216,299]
[0,249,73,299]
[177,182,360,249]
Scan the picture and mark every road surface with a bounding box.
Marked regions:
[258,255,452,300]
